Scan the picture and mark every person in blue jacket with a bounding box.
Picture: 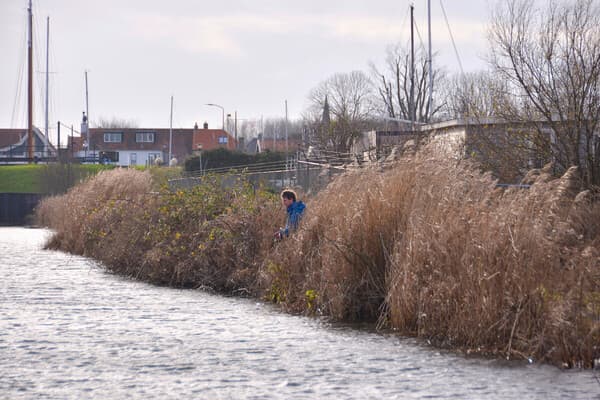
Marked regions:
[276,189,306,239]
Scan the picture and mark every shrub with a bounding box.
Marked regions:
[37,169,280,292]
[184,148,285,172]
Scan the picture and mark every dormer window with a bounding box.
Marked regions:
[218,136,228,144]
[136,132,155,143]
[104,132,122,143]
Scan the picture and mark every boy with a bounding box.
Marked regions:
[276,189,306,239]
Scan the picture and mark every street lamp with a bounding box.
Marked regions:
[197,143,203,175]
[205,103,225,130]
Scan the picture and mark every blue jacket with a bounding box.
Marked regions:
[283,201,306,237]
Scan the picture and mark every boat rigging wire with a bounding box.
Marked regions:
[439,0,465,75]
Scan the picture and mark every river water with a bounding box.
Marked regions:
[1,227,598,399]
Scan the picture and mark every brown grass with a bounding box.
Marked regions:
[36,170,280,292]
[265,149,600,367]
[36,150,600,368]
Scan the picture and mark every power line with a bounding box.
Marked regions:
[439,0,465,75]
[59,121,82,135]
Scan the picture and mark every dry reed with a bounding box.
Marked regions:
[265,148,599,367]
[36,149,600,368]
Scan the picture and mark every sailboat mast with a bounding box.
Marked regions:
[27,0,33,160]
[45,16,50,155]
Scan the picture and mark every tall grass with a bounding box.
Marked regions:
[265,150,599,367]
[36,148,600,367]
[36,168,279,291]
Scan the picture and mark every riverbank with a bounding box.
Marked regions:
[0,164,112,194]
[35,150,600,368]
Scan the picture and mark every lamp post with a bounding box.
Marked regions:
[197,143,203,175]
[205,103,224,131]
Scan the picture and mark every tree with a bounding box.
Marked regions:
[236,118,303,140]
[95,117,139,129]
[370,44,446,125]
[488,0,600,185]
[304,71,375,152]
[442,71,514,120]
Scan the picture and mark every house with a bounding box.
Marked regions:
[0,127,56,162]
[71,127,193,166]
[191,122,237,153]
[69,122,237,166]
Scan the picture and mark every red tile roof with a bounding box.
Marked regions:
[0,129,27,148]
[192,129,237,151]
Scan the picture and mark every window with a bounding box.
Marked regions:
[104,132,122,143]
[130,153,137,166]
[218,136,228,144]
[147,153,162,165]
[136,132,155,143]
[99,151,119,163]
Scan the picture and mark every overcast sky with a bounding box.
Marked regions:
[1,0,493,143]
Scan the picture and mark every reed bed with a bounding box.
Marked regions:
[265,150,599,367]
[36,149,600,368]
[37,169,279,291]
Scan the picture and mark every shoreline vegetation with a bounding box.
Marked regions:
[35,148,600,369]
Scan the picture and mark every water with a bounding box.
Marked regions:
[1,227,598,399]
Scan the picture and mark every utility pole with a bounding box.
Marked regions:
[285,100,289,156]
[285,100,289,185]
[85,70,89,156]
[169,95,173,163]
[45,16,50,156]
[410,4,415,132]
[427,0,433,122]
[234,111,238,149]
[27,0,33,160]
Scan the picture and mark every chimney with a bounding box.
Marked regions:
[194,122,198,130]
[203,122,208,129]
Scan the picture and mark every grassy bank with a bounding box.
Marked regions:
[0,165,45,193]
[0,164,114,193]
[36,150,600,368]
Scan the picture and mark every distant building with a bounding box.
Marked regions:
[191,122,237,153]
[352,118,560,182]
[0,127,56,162]
[68,122,237,166]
